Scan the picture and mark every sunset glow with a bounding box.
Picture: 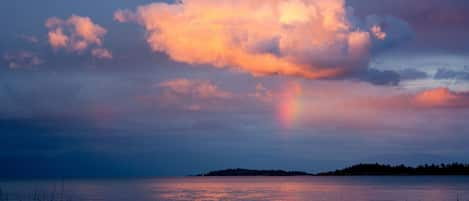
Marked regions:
[1,0,469,179]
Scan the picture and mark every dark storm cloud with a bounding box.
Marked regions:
[0,117,102,178]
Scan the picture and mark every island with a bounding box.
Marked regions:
[197,163,469,176]
[198,168,313,176]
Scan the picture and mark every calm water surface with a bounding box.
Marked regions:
[1,176,469,201]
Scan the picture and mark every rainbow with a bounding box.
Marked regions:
[277,82,304,129]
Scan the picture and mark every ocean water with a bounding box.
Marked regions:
[1,176,469,201]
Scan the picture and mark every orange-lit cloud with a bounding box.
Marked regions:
[371,25,387,40]
[355,87,469,110]
[47,27,68,49]
[413,88,469,108]
[115,0,390,79]
[45,15,112,59]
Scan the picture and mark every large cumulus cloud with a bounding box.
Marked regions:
[115,0,409,79]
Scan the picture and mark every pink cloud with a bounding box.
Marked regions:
[159,78,232,100]
[45,15,112,59]
[371,25,387,40]
[138,78,235,112]
[114,0,399,79]
[114,9,136,23]
[352,87,469,111]
[91,48,113,59]
[67,15,106,46]
[413,88,469,108]
[48,28,68,49]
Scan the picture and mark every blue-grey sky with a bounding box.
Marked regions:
[1,0,469,177]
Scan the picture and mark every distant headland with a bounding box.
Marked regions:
[197,163,469,176]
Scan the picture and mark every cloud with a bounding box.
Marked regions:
[246,81,469,128]
[45,15,112,59]
[414,88,469,108]
[355,68,400,86]
[114,9,136,23]
[250,83,274,103]
[370,25,386,40]
[364,15,414,52]
[140,78,469,130]
[115,0,409,79]
[348,0,469,52]
[159,79,232,99]
[434,68,469,80]
[18,34,39,44]
[265,82,469,129]
[352,0,469,29]
[397,68,428,80]
[148,78,469,130]
[139,78,234,111]
[353,87,469,110]
[3,51,44,69]
[91,48,113,59]
[47,27,68,49]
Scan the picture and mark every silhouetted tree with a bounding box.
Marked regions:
[317,163,469,176]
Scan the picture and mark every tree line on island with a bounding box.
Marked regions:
[198,163,469,176]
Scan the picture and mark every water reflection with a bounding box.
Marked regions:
[145,177,469,201]
[1,176,469,201]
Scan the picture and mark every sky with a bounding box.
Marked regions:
[1,0,469,178]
